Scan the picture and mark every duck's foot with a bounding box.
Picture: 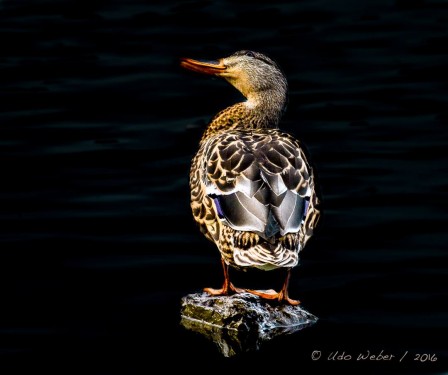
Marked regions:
[204,258,245,296]
[204,283,245,296]
[245,288,300,306]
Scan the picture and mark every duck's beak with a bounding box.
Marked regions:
[180,57,226,75]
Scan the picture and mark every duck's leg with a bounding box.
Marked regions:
[277,269,300,305]
[246,269,300,305]
[204,258,244,296]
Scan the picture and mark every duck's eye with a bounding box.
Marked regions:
[245,51,255,58]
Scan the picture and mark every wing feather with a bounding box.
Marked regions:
[203,129,315,239]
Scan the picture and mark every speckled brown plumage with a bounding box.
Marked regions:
[201,103,269,140]
[190,127,320,270]
[181,50,320,304]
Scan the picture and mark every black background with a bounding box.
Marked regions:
[1,0,447,374]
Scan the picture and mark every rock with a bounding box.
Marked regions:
[180,292,317,357]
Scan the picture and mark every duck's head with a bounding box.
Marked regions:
[180,50,287,109]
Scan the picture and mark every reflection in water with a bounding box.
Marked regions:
[180,292,317,357]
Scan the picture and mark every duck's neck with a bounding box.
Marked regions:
[201,90,287,141]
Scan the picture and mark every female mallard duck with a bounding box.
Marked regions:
[180,50,320,305]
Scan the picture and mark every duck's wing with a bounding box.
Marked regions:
[202,129,319,244]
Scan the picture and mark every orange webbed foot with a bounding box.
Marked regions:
[204,282,244,296]
[245,288,301,305]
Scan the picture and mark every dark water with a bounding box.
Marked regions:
[1,0,447,373]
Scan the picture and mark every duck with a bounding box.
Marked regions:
[180,50,320,305]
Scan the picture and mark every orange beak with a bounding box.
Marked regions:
[180,57,226,75]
